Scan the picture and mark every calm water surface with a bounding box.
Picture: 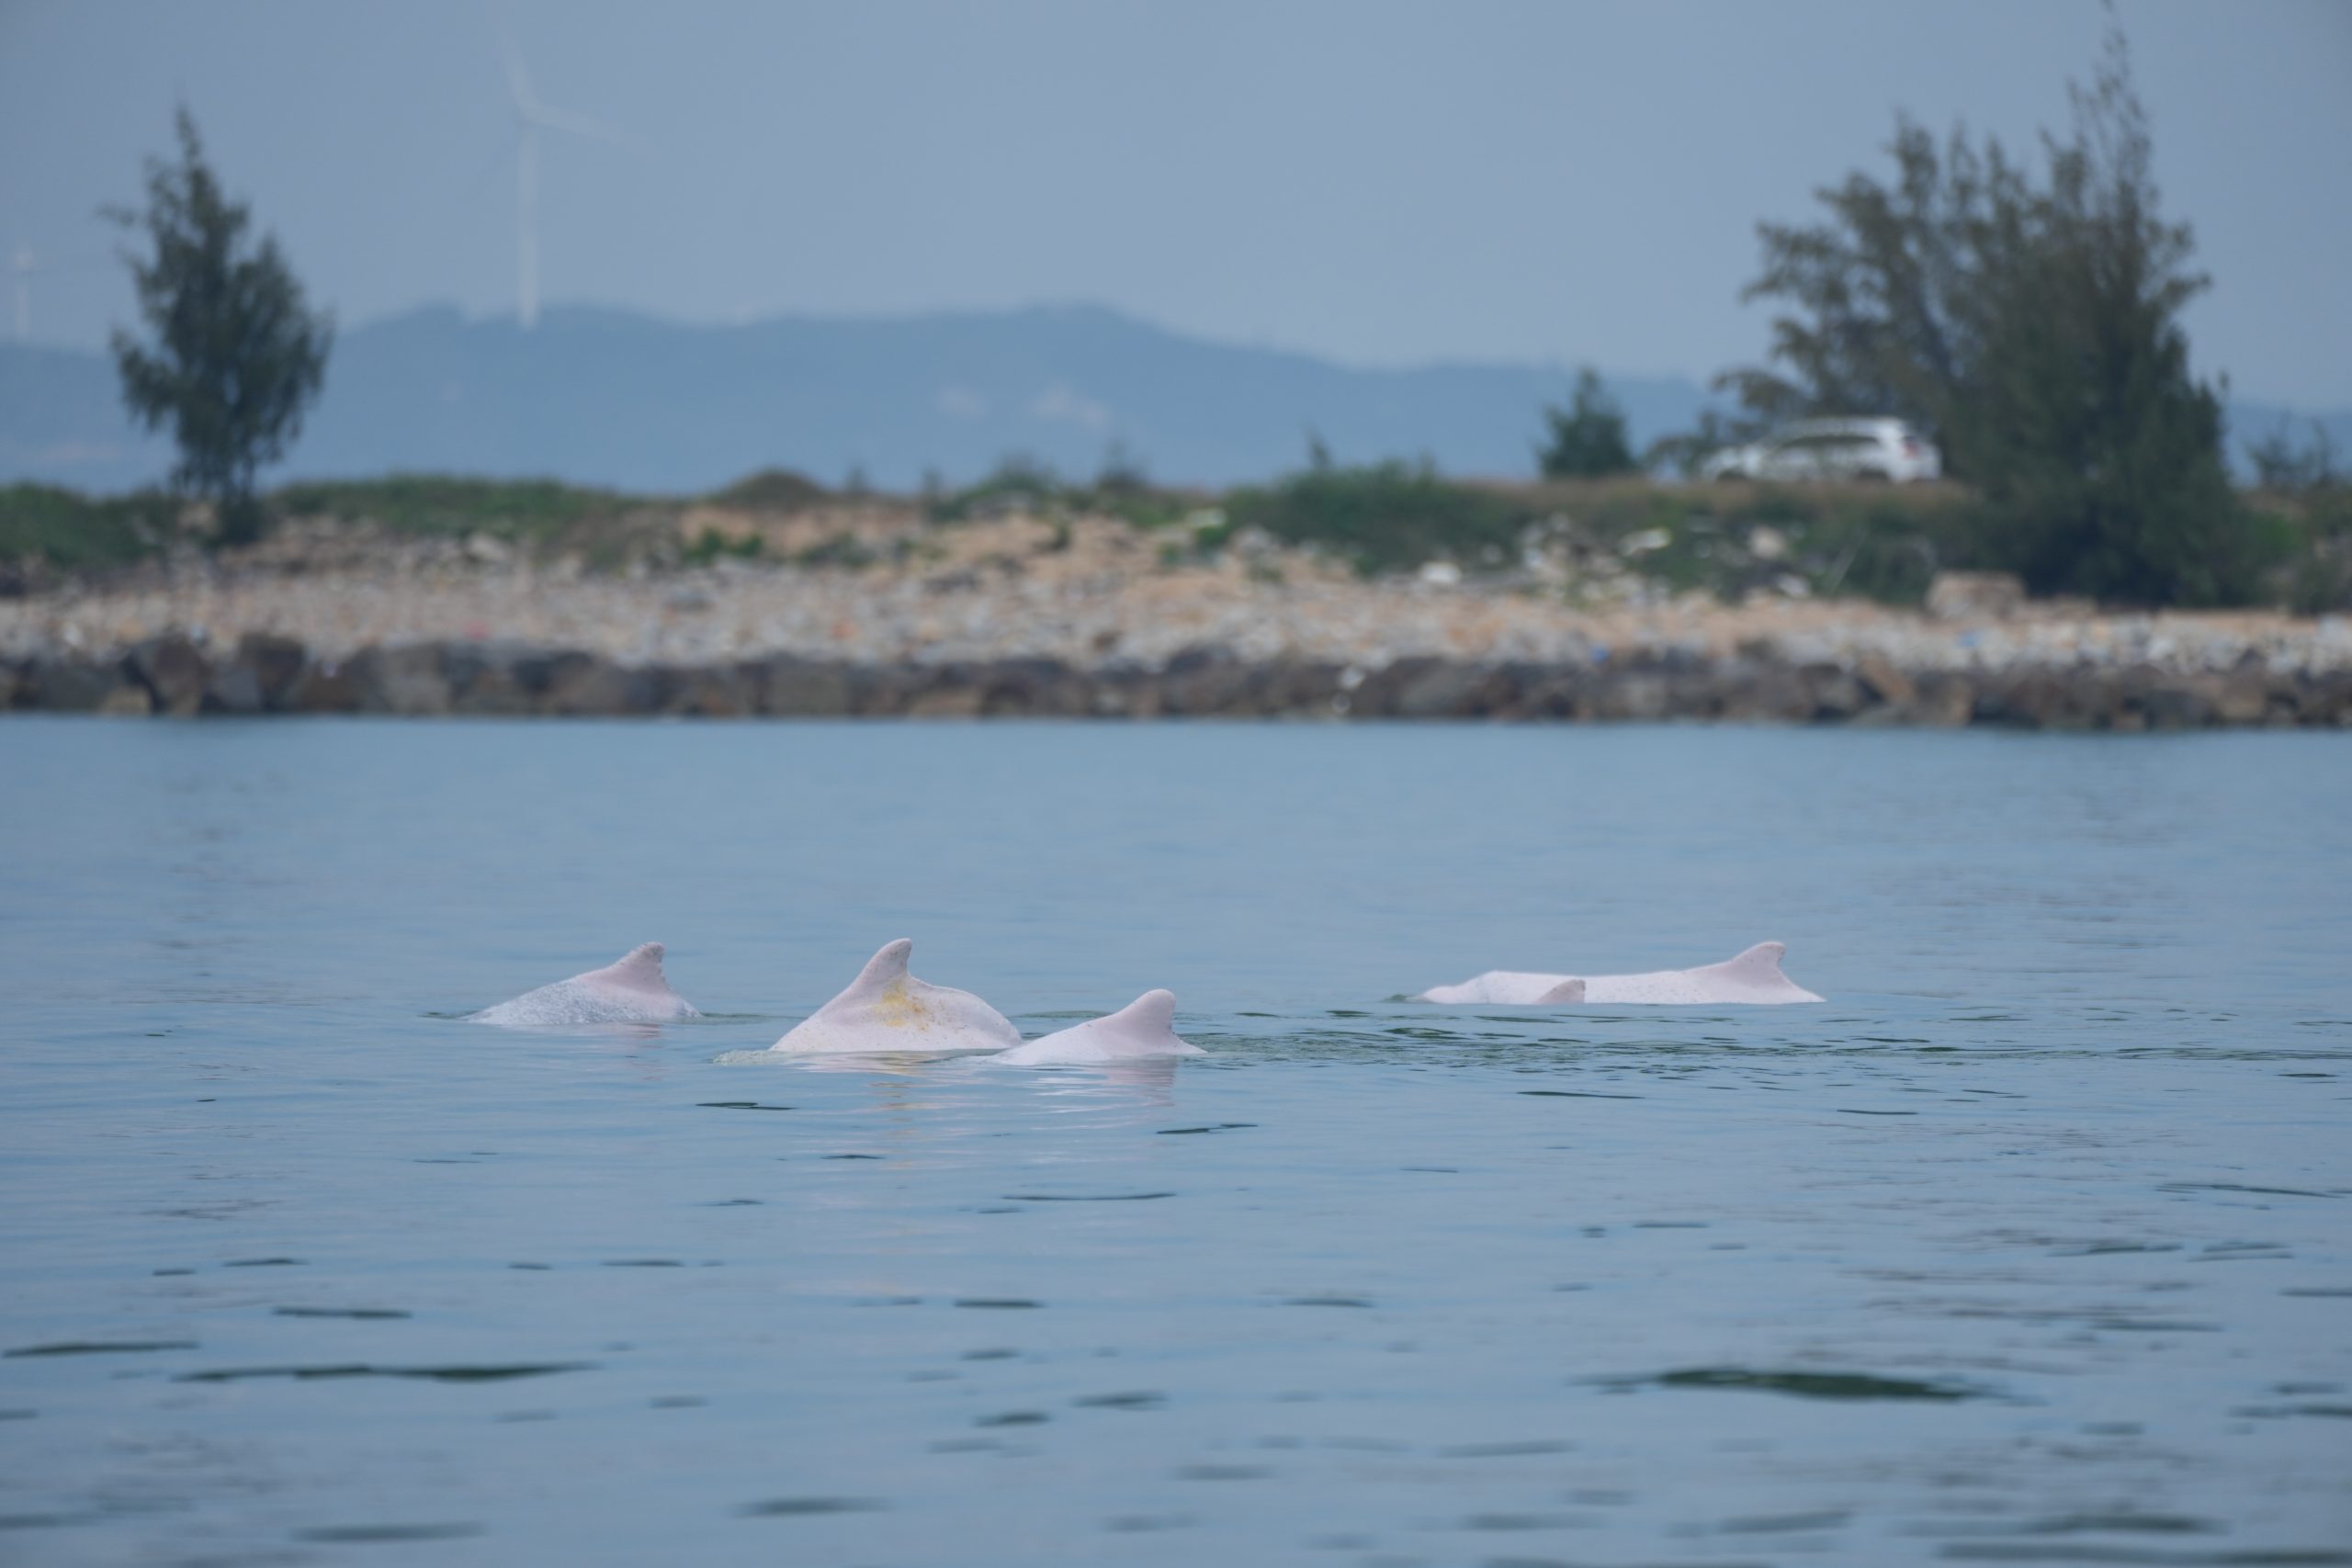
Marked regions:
[3,719,2348,1566]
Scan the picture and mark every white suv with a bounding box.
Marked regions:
[1701,417,1942,483]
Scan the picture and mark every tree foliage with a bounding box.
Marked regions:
[1642,409,1761,480]
[1537,367,1637,478]
[110,108,331,543]
[2247,421,2341,495]
[1722,32,2250,604]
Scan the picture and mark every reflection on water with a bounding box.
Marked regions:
[1,719,2347,1564]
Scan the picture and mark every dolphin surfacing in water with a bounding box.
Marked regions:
[1418,942,1822,1006]
[769,938,1021,1055]
[469,942,700,1026]
[990,989,1204,1066]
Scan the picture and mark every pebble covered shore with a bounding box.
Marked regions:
[5,515,2348,726]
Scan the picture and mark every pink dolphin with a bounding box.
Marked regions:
[1417,941,1823,1006]
[469,942,699,1026]
[769,938,1021,1055]
[990,989,1204,1066]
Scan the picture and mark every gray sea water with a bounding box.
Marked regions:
[2,718,2347,1567]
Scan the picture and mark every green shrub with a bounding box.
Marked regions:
[1537,369,1637,478]
[710,468,830,512]
[0,484,175,572]
[1224,461,1529,576]
[2261,489,2352,614]
[682,527,763,566]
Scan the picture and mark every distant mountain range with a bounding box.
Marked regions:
[2,303,2342,494]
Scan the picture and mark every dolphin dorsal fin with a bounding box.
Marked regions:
[1535,977,1586,1004]
[606,942,667,986]
[1108,988,1177,1036]
[844,938,915,998]
[1711,942,1788,982]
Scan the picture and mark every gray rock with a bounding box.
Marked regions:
[1378,660,1458,718]
[1088,666,1153,718]
[235,633,310,711]
[1718,662,1814,723]
[349,644,452,715]
[624,666,681,715]
[540,654,637,716]
[1252,659,1345,717]
[847,665,926,716]
[1803,665,1866,722]
[903,667,985,718]
[1915,672,1975,727]
[128,635,209,716]
[977,659,1084,716]
[97,682,154,716]
[757,656,852,716]
[288,659,363,713]
[1598,670,1672,722]
[29,658,121,712]
[205,661,266,715]
[1501,663,1582,720]
[1852,651,1917,705]
[1158,647,1251,716]
[2143,677,2218,728]
[666,664,756,717]
[446,641,551,716]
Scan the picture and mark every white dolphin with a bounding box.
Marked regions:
[990,989,1204,1066]
[1417,942,1822,1006]
[769,938,1020,1055]
[469,942,699,1026]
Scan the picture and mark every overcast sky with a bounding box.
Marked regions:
[3,0,2346,406]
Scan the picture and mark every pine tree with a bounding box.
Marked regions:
[1723,32,2252,604]
[110,108,332,544]
[1537,368,1636,478]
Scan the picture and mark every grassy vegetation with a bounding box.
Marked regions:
[1219,461,1524,576]
[1513,476,1981,605]
[4,460,2340,613]
[0,484,177,575]
[1212,465,1984,604]
[271,475,627,542]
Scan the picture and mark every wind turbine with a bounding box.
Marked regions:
[6,244,103,344]
[498,31,625,332]
[9,243,49,343]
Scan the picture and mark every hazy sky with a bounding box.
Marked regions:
[4,0,2347,406]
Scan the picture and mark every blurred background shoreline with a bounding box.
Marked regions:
[6,0,2348,725]
[6,474,2345,727]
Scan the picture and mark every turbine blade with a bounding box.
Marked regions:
[523,102,630,145]
[490,4,537,114]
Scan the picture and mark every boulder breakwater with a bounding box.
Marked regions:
[10,631,2350,728]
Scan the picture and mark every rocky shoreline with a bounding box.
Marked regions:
[5,517,2349,727]
[11,626,2352,729]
